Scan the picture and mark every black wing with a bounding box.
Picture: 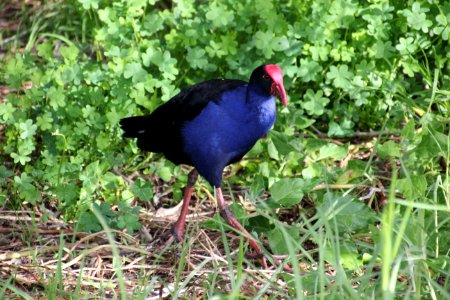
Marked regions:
[120,79,246,165]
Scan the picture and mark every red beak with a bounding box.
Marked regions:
[271,82,288,107]
[265,64,288,107]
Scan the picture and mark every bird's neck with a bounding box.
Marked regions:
[245,84,277,132]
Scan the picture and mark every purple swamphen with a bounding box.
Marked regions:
[120,64,288,268]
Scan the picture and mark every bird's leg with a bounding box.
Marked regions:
[216,187,293,271]
[171,169,199,241]
[215,187,269,268]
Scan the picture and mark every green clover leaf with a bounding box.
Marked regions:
[326,65,353,90]
[402,2,433,32]
[302,89,330,116]
[298,58,322,82]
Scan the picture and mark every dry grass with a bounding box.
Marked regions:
[0,188,311,298]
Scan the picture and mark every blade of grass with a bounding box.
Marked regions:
[381,161,397,300]
[0,281,34,300]
[173,225,194,297]
[90,204,127,299]
[393,200,450,212]
[277,220,304,299]
[177,257,212,296]
[219,188,236,291]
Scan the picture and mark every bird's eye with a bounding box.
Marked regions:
[263,74,270,80]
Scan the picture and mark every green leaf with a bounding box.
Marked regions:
[292,112,315,129]
[267,226,300,254]
[78,210,101,232]
[309,45,329,61]
[124,62,148,83]
[267,178,311,208]
[0,166,14,179]
[36,114,53,131]
[142,13,164,36]
[254,30,276,58]
[59,45,79,62]
[206,40,227,58]
[328,120,354,137]
[37,42,53,60]
[267,140,279,161]
[159,51,179,80]
[323,240,363,270]
[434,13,450,40]
[85,68,105,84]
[415,131,448,160]
[14,173,41,204]
[79,203,117,232]
[130,178,153,201]
[371,41,395,59]
[317,143,348,161]
[79,161,102,200]
[157,80,179,102]
[247,215,274,234]
[0,102,16,122]
[336,160,366,184]
[298,58,322,82]
[269,130,297,156]
[117,201,141,233]
[397,175,427,200]
[205,2,234,27]
[47,86,66,109]
[5,56,26,88]
[302,163,322,179]
[186,48,208,69]
[401,120,415,141]
[96,133,110,150]
[302,89,330,116]
[220,33,238,55]
[396,37,417,55]
[10,151,32,165]
[326,65,353,90]
[57,64,82,84]
[402,2,432,32]
[318,194,376,233]
[157,166,172,182]
[117,213,141,233]
[258,162,271,178]
[78,0,99,10]
[55,183,79,207]
[106,107,121,125]
[376,141,401,159]
[142,48,163,67]
[17,119,37,139]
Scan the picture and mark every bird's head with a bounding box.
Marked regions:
[250,64,288,107]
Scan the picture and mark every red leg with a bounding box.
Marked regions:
[171,169,198,241]
[216,187,268,268]
[216,187,293,271]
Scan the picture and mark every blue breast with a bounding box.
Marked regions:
[181,85,276,187]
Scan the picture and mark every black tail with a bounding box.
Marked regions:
[120,116,164,152]
[120,116,149,138]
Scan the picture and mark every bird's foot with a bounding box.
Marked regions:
[245,249,293,271]
[273,257,293,272]
[219,205,292,271]
[170,225,185,242]
[157,225,185,250]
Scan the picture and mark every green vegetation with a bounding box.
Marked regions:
[1,0,449,298]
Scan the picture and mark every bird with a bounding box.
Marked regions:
[120,64,288,268]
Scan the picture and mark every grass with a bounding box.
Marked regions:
[2,159,449,298]
[1,1,450,299]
